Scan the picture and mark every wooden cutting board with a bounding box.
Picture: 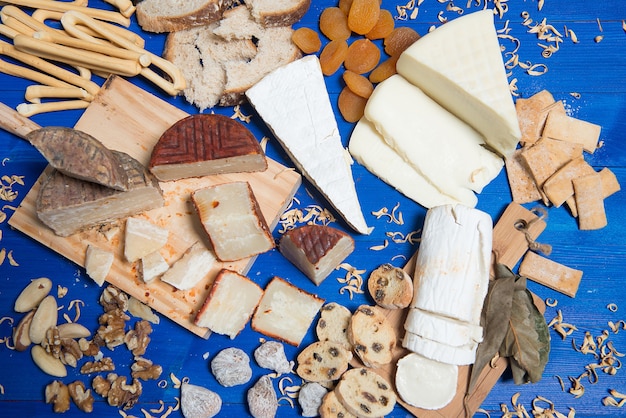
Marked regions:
[355,202,547,417]
[9,75,302,338]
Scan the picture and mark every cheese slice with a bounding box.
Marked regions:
[140,251,169,283]
[396,9,521,157]
[403,331,477,366]
[246,55,370,235]
[349,117,475,208]
[365,75,503,202]
[160,241,217,290]
[85,244,114,286]
[404,307,483,348]
[194,269,264,338]
[395,353,458,410]
[410,204,492,326]
[124,217,169,263]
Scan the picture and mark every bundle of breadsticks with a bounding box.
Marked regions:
[0,0,185,116]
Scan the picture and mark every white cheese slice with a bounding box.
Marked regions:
[348,117,475,208]
[194,269,263,339]
[365,75,503,203]
[124,217,169,263]
[251,276,325,346]
[160,241,217,290]
[140,251,169,283]
[410,204,492,326]
[396,9,521,157]
[246,55,370,235]
[395,352,458,410]
[403,331,477,365]
[85,244,114,286]
[404,307,483,348]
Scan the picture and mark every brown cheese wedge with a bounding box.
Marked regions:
[149,114,267,181]
[27,127,129,191]
[279,224,354,285]
[36,151,164,237]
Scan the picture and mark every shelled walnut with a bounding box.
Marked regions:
[78,335,105,357]
[81,357,116,374]
[60,338,83,367]
[131,357,162,380]
[41,326,62,358]
[99,286,129,313]
[124,320,152,356]
[45,380,71,413]
[97,309,130,349]
[106,374,142,410]
[92,375,111,398]
[68,381,94,413]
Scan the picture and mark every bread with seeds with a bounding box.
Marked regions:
[348,305,396,368]
[334,367,396,418]
[296,341,352,383]
[315,302,352,351]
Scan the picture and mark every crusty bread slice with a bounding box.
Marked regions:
[163,6,300,110]
[246,0,311,27]
[136,0,234,33]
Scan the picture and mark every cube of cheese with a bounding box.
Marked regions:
[192,181,274,262]
[140,251,169,283]
[160,241,217,290]
[85,244,114,286]
[124,217,169,263]
[194,269,263,339]
[252,277,324,346]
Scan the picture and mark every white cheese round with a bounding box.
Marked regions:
[395,352,458,410]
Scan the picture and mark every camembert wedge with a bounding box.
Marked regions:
[396,9,521,157]
[246,55,370,235]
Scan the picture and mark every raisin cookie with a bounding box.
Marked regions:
[367,263,413,309]
[316,302,353,350]
[334,367,396,418]
[348,305,396,368]
[296,340,352,383]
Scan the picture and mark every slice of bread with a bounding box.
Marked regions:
[245,0,311,27]
[163,5,301,110]
[136,0,233,33]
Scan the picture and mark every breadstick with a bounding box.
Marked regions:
[0,101,40,139]
[1,0,130,26]
[17,99,90,117]
[103,0,135,18]
[25,85,94,103]
[1,5,65,37]
[14,34,142,77]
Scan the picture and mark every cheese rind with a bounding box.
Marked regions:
[396,9,521,157]
[246,55,370,234]
[349,117,475,208]
[364,75,503,203]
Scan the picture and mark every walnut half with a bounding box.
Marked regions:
[131,357,162,381]
[68,381,94,413]
[45,380,70,413]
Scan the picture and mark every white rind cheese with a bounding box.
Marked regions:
[364,75,503,203]
[403,331,478,365]
[396,9,521,157]
[395,352,458,410]
[404,307,483,348]
[348,117,474,208]
[124,217,169,263]
[246,55,370,235]
[160,241,217,290]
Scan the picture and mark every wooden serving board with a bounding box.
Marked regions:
[355,203,547,417]
[9,75,302,338]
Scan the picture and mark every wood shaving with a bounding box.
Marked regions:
[603,389,626,407]
[607,303,618,312]
[545,298,558,307]
[57,285,68,299]
[548,310,578,339]
[0,317,13,326]
[260,136,269,153]
[385,229,421,244]
[369,240,388,251]
[278,200,337,233]
[0,384,4,395]
[371,203,404,225]
[336,263,366,299]
[231,105,252,123]
[67,299,85,323]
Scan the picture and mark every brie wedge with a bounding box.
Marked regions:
[396,9,521,157]
[364,75,503,203]
[246,55,370,234]
[349,117,473,208]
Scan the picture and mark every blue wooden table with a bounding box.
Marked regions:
[0,1,625,417]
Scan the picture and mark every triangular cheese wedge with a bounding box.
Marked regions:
[246,55,370,234]
[124,217,169,263]
[396,9,521,157]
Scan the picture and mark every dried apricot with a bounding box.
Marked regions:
[368,55,399,84]
[344,38,380,74]
[319,39,349,76]
[383,27,420,56]
[365,9,394,40]
[347,0,380,35]
[338,0,354,16]
[338,86,368,123]
[319,7,351,41]
[291,27,321,54]
[343,70,374,98]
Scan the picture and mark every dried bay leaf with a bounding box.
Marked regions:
[500,275,550,384]
[467,263,516,394]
